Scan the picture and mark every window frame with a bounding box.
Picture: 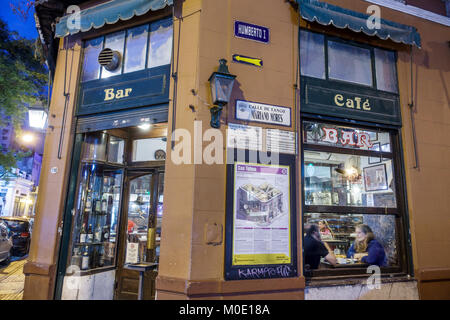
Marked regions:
[300,28,400,94]
[300,115,411,278]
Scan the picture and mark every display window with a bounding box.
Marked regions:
[58,124,168,300]
[67,132,125,273]
[301,119,407,277]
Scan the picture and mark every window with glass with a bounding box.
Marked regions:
[300,31,325,79]
[302,120,405,276]
[67,132,125,273]
[300,29,399,93]
[81,17,173,82]
[132,137,167,162]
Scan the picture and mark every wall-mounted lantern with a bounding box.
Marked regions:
[28,106,48,130]
[208,59,236,128]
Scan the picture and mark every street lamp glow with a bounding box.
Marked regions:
[22,133,35,144]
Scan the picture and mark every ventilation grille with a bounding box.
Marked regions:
[98,48,113,66]
[98,48,121,71]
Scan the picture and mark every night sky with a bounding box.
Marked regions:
[0,2,38,40]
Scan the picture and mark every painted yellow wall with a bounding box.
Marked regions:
[156,0,304,299]
[23,40,82,299]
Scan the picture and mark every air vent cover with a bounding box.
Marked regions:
[98,48,121,71]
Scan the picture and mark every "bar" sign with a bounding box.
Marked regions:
[234,21,269,44]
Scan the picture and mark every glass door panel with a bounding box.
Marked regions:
[124,174,152,265]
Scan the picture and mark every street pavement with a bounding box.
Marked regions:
[0,256,27,300]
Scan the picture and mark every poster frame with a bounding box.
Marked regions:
[363,163,389,192]
[224,149,297,281]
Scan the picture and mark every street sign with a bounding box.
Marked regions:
[234,21,269,44]
[235,100,291,127]
[232,54,263,67]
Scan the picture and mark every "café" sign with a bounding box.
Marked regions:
[334,94,371,111]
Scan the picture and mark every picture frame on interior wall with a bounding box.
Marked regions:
[364,0,450,26]
[364,163,388,192]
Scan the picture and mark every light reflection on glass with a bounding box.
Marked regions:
[148,18,173,68]
[124,25,149,73]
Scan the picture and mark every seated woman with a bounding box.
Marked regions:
[318,220,333,239]
[347,224,387,267]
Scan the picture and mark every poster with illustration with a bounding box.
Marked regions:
[232,162,291,266]
[364,164,388,192]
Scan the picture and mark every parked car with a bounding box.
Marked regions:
[0,217,31,256]
[0,221,13,264]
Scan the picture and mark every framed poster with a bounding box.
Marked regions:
[225,150,297,280]
[364,164,388,192]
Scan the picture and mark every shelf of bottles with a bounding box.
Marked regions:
[68,132,125,273]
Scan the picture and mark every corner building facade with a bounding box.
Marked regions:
[24,0,450,300]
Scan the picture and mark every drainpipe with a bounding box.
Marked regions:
[408,45,419,170]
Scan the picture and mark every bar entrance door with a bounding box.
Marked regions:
[114,168,164,300]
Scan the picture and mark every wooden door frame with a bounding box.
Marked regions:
[114,167,163,299]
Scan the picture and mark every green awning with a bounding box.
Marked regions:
[296,0,421,47]
[55,0,173,38]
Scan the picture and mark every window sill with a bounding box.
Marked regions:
[65,265,116,277]
[305,272,415,288]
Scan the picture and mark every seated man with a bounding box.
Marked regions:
[304,224,337,270]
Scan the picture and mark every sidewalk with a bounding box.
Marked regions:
[0,257,27,300]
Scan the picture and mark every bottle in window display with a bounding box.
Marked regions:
[98,247,105,267]
[95,199,101,214]
[102,225,110,242]
[94,222,102,242]
[86,224,93,243]
[71,247,82,268]
[85,195,92,213]
[79,223,87,243]
[81,246,90,270]
[101,197,107,214]
[107,194,113,212]
[92,246,99,268]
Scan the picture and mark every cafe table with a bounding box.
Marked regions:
[320,259,369,269]
[124,262,158,300]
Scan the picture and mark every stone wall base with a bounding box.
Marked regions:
[305,280,419,300]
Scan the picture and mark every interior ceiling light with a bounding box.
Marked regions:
[138,123,152,130]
